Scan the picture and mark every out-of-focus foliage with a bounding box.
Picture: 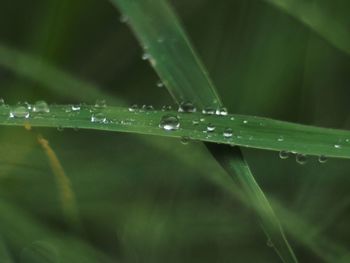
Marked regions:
[0,0,349,262]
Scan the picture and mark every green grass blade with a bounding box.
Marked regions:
[264,0,350,56]
[109,0,222,108]
[1,104,350,159]
[208,144,298,263]
[0,44,120,104]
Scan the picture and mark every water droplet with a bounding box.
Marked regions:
[266,239,274,248]
[334,144,342,149]
[91,112,107,123]
[142,53,150,60]
[180,136,190,145]
[279,151,290,160]
[178,101,196,113]
[33,101,50,113]
[243,120,248,124]
[95,99,106,109]
[159,115,180,131]
[206,123,215,132]
[71,105,81,111]
[192,120,199,125]
[0,98,5,106]
[57,126,64,132]
[223,128,233,138]
[200,118,205,122]
[9,106,30,119]
[161,105,172,111]
[277,136,284,142]
[318,155,328,164]
[120,14,129,23]
[216,107,228,116]
[202,107,215,115]
[128,104,138,112]
[142,105,154,111]
[296,154,308,165]
[230,117,235,121]
[156,81,164,88]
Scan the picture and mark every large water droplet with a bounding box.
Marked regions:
[33,101,50,113]
[9,106,30,119]
[223,128,233,138]
[206,123,215,132]
[159,115,180,131]
[296,154,308,165]
[178,101,196,113]
[91,112,107,123]
[279,151,290,160]
[318,155,328,164]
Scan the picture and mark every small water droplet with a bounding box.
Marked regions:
[142,105,154,111]
[95,99,106,109]
[142,53,150,60]
[296,154,308,165]
[33,101,50,113]
[266,239,274,248]
[128,104,138,112]
[216,107,228,116]
[156,81,164,88]
[334,144,342,149]
[192,120,199,125]
[277,136,284,142]
[9,106,30,119]
[230,117,235,121]
[161,105,172,111]
[243,120,248,124]
[178,101,196,113]
[119,14,129,23]
[206,123,215,132]
[0,98,5,106]
[180,136,190,145]
[91,112,107,123]
[202,107,215,115]
[318,155,328,164]
[71,105,81,111]
[159,115,180,131]
[223,128,233,138]
[279,151,290,160]
[57,126,64,132]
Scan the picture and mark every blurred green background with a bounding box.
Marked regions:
[0,0,350,262]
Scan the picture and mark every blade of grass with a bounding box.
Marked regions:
[1,104,350,159]
[110,0,297,261]
[263,0,350,56]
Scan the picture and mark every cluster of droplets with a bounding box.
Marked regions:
[90,99,108,124]
[278,151,328,165]
[8,100,51,119]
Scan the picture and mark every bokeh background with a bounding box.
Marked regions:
[0,0,350,262]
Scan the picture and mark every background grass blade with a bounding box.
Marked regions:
[109,0,222,108]
[110,0,298,261]
[264,0,350,56]
[1,105,350,159]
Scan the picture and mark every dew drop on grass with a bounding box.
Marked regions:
[279,151,290,160]
[142,53,150,60]
[9,106,30,119]
[71,105,81,111]
[223,128,233,138]
[296,154,308,165]
[159,115,180,131]
[192,120,199,125]
[128,104,138,112]
[178,101,196,113]
[334,144,342,149]
[91,112,107,123]
[57,126,64,132]
[277,136,284,142]
[142,105,154,111]
[202,107,215,115]
[318,155,328,164]
[0,98,4,106]
[180,136,190,145]
[161,105,172,111]
[266,239,274,248]
[216,107,228,116]
[95,99,106,109]
[156,81,164,88]
[206,123,215,132]
[33,100,50,113]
